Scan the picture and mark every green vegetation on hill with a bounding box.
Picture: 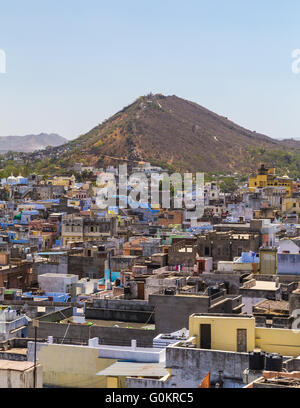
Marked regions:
[1,94,300,179]
[247,147,300,178]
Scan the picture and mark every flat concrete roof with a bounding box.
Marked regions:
[254,299,289,311]
[214,223,251,228]
[0,360,35,371]
[60,317,155,330]
[249,281,279,291]
[38,273,76,278]
[96,362,168,377]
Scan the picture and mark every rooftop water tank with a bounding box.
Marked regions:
[265,353,283,372]
[249,351,265,371]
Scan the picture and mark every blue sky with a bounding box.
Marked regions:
[0,0,300,140]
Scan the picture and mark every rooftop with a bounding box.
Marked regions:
[249,281,279,291]
[96,362,169,378]
[0,360,35,372]
[254,299,289,312]
[60,317,155,330]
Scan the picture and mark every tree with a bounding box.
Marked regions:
[219,177,238,193]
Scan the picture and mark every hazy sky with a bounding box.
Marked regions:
[0,0,300,140]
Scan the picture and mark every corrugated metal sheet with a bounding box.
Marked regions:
[96,362,168,377]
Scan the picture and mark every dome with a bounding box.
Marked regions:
[7,174,17,182]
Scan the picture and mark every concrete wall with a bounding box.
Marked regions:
[85,307,154,324]
[256,274,300,283]
[165,346,249,388]
[218,261,234,273]
[196,273,241,295]
[277,254,300,275]
[38,274,78,294]
[37,306,73,322]
[189,314,256,352]
[255,327,300,357]
[85,299,154,323]
[0,363,43,388]
[240,287,280,301]
[149,294,210,334]
[126,376,171,388]
[27,321,157,347]
[89,299,153,311]
[189,314,300,358]
[29,342,116,388]
[242,296,265,314]
[289,292,300,314]
[68,255,106,279]
[36,261,68,276]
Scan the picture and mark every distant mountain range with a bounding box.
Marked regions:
[50,93,300,175]
[0,133,67,153]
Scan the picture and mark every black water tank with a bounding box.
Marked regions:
[265,353,283,372]
[165,288,175,295]
[249,351,265,370]
[208,286,219,296]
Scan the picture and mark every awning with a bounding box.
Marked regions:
[96,362,169,378]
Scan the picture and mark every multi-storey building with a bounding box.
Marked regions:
[61,215,117,246]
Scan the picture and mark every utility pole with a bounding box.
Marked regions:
[33,319,39,388]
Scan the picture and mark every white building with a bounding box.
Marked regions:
[38,273,78,300]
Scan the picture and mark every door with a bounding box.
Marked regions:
[237,329,247,352]
[200,324,211,349]
[137,282,145,299]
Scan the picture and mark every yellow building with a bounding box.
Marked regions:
[37,343,118,388]
[249,164,292,197]
[189,313,300,357]
[189,314,256,352]
[282,197,300,216]
[259,247,277,275]
[49,175,76,188]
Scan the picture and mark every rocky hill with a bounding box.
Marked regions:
[56,93,299,174]
[14,94,300,177]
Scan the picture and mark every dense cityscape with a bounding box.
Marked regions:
[1,0,300,399]
[0,162,299,390]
